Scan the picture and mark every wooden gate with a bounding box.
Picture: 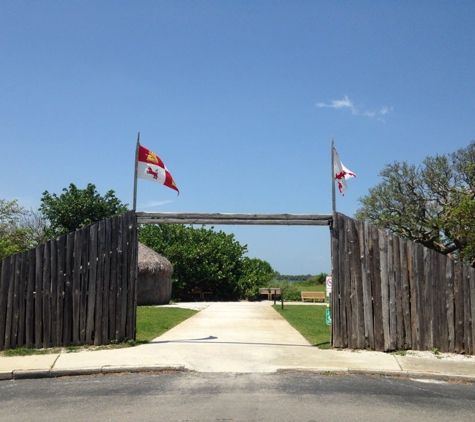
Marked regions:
[331,212,475,354]
[0,211,138,351]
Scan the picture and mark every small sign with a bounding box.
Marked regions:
[326,292,331,304]
[325,275,332,293]
[326,308,332,325]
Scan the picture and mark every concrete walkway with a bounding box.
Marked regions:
[1,302,475,381]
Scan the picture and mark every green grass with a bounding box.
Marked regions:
[1,306,197,357]
[273,304,331,348]
[136,306,197,342]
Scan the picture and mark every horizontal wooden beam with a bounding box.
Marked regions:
[136,212,333,226]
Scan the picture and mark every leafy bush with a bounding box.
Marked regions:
[0,199,47,259]
[238,257,277,300]
[139,224,275,301]
[40,183,128,238]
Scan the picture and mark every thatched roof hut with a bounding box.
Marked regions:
[137,242,173,306]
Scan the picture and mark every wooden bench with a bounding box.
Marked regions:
[190,287,213,301]
[301,291,325,303]
[259,288,281,301]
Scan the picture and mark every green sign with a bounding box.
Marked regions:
[326,308,332,325]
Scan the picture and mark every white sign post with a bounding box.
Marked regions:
[325,275,332,325]
[325,275,332,293]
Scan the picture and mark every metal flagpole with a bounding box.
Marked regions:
[329,135,336,342]
[133,132,140,211]
[331,135,336,213]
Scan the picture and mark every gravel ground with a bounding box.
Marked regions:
[404,350,475,361]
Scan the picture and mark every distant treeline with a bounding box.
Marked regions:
[274,273,327,285]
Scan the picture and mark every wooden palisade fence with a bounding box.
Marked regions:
[331,212,475,354]
[0,211,138,351]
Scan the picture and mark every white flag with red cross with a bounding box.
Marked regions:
[333,147,356,195]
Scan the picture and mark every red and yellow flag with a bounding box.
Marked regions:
[137,145,179,194]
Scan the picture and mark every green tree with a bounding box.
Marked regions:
[238,257,276,300]
[356,141,475,266]
[0,199,46,259]
[39,183,128,238]
[139,224,249,300]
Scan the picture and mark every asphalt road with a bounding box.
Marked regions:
[1,372,474,421]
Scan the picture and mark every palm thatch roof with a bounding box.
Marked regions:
[138,242,173,275]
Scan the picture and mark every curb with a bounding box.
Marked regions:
[349,369,475,383]
[1,365,188,381]
[277,368,475,383]
[2,366,475,383]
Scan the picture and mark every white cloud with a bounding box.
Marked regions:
[316,95,392,122]
[316,95,357,114]
[140,199,173,208]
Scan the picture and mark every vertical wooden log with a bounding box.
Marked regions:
[360,220,374,349]
[408,242,418,350]
[18,251,28,347]
[387,233,397,351]
[333,212,346,348]
[379,229,391,351]
[0,258,8,350]
[437,255,449,352]
[115,214,124,341]
[3,256,14,349]
[50,238,58,347]
[454,262,464,353]
[467,267,475,355]
[394,236,404,350]
[116,213,129,341]
[422,248,433,350]
[445,258,455,353]
[340,214,350,348]
[94,219,105,346]
[79,226,89,344]
[414,244,426,350]
[109,216,118,341]
[126,211,138,341]
[63,232,74,346]
[86,224,98,344]
[34,244,44,348]
[11,253,22,348]
[102,217,112,343]
[42,241,52,348]
[330,212,341,348]
[25,249,35,348]
[132,212,139,340]
[469,267,475,355]
[463,265,472,354]
[56,235,66,347]
[347,217,358,348]
[371,225,384,351]
[398,238,412,349]
[349,218,364,348]
[72,230,82,345]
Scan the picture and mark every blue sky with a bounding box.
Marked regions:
[1,1,475,275]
